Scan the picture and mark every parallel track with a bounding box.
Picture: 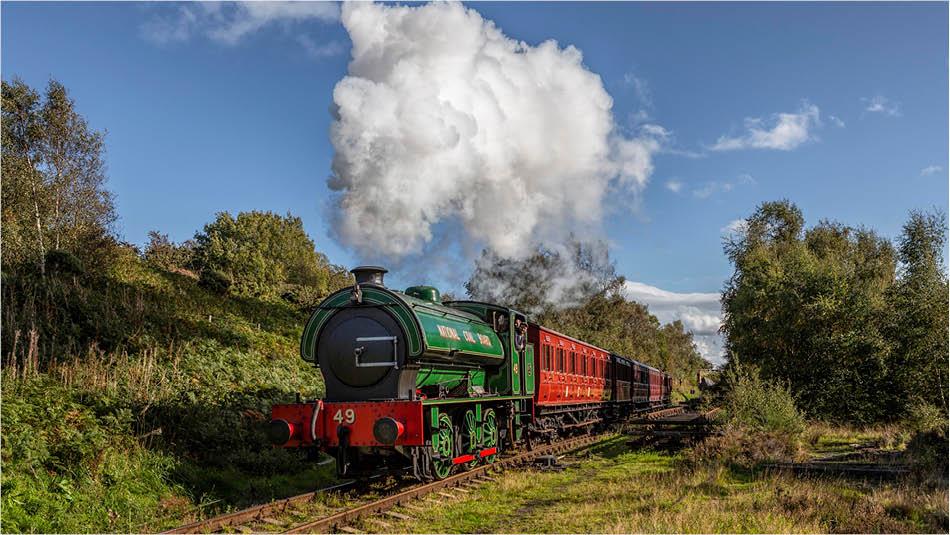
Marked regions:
[166,404,683,534]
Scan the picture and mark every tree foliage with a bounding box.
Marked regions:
[722,200,948,423]
[191,210,350,299]
[465,238,616,317]
[143,230,195,272]
[1,78,116,273]
[885,210,949,415]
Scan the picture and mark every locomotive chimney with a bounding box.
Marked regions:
[350,266,388,287]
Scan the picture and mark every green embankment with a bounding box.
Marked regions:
[1,250,334,532]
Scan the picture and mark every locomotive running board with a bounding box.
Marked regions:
[452,447,497,465]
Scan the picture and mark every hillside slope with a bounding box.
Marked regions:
[2,247,333,532]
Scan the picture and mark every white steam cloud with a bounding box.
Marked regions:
[328,2,664,262]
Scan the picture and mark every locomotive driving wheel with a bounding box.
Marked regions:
[481,408,499,463]
[459,410,480,471]
[429,412,455,479]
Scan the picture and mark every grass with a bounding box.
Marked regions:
[384,434,948,534]
[805,422,908,457]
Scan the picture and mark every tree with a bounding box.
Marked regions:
[886,209,949,416]
[1,79,115,273]
[192,210,344,299]
[721,200,911,423]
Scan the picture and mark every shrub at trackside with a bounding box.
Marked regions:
[689,363,805,468]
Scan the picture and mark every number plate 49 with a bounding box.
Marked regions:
[333,408,356,424]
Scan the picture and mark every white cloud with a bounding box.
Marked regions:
[665,180,683,193]
[207,2,338,44]
[720,218,748,236]
[140,5,198,44]
[862,95,902,117]
[623,73,652,106]
[709,103,821,151]
[920,165,943,176]
[296,35,345,59]
[690,173,755,199]
[141,2,340,56]
[829,115,846,128]
[623,71,653,126]
[328,2,666,260]
[663,147,707,159]
[622,281,723,364]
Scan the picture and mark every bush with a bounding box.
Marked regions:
[903,403,949,486]
[198,268,231,295]
[1,376,184,532]
[191,211,333,299]
[45,249,85,276]
[905,430,949,486]
[280,283,326,310]
[688,363,805,469]
[143,231,194,272]
[905,402,946,437]
[719,363,804,436]
[688,426,804,469]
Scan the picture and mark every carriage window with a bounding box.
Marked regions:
[581,354,587,374]
[557,348,564,371]
[569,351,575,373]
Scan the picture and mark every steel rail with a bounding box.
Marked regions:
[162,480,359,534]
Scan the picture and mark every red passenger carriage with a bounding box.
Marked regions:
[526,324,672,439]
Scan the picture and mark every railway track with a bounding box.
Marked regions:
[164,404,684,534]
[163,480,362,534]
[625,406,722,447]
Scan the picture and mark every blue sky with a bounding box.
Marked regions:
[4,2,947,362]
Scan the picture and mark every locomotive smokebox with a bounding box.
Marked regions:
[351,266,388,286]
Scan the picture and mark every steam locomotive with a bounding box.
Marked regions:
[270,266,671,480]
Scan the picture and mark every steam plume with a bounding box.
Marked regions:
[328,2,663,263]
